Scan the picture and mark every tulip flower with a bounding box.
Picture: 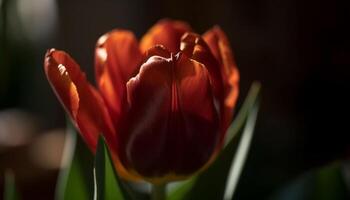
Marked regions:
[44,19,239,183]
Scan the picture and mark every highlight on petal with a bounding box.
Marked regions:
[140,19,192,53]
[44,49,116,152]
[118,53,219,181]
[95,30,142,126]
[203,26,240,130]
[143,45,171,61]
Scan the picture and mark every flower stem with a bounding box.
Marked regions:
[151,183,166,200]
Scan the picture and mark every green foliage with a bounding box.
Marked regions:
[270,163,349,200]
[94,137,133,200]
[3,170,20,200]
[55,124,94,200]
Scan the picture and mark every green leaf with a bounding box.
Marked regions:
[223,101,259,200]
[224,81,261,147]
[168,81,261,200]
[270,162,349,200]
[94,137,134,200]
[167,178,197,200]
[4,170,20,200]
[55,122,94,200]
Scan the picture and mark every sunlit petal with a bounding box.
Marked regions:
[203,26,240,131]
[45,49,116,152]
[140,19,192,53]
[95,30,142,126]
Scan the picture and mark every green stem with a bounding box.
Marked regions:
[151,183,166,200]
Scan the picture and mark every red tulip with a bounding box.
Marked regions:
[44,19,239,183]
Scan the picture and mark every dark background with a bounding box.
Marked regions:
[1,0,350,199]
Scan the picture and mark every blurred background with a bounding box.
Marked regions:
[0,0,349,199]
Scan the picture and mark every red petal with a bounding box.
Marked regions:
[44,49,116,152]
[180,32,224,107]
[173,53,220,174]
[175,53,220,136]
[119,53,219,180]
[140,19,192,53]
[203,27,240,131]
[95,30,142,126]
[143,45,171,60]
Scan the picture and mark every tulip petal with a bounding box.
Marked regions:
[203,26,240,108]
[121,53,219,180]
[123,56,172,177]
[95,30,142,126]
[140,19,192,53]
[203,27,240,132]
[144,45,171,60]
[173,53,220,174]
[180,32,224,107]
[45,49,116,152]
